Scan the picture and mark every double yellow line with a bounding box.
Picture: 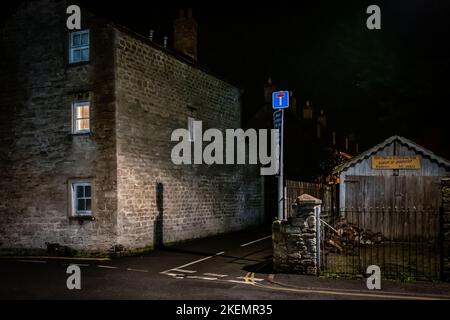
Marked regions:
[244,272,256,285]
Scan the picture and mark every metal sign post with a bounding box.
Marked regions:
[272,91,289,221]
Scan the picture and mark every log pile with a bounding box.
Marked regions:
[323,218,383,254]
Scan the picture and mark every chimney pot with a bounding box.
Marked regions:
[174,8,198,60]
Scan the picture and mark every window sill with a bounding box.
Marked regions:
[72,132,92,137]
[69,215,95,222]
[67,61,90,68]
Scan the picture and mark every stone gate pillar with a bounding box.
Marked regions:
[442,177,450,281]
[272,194,322,275]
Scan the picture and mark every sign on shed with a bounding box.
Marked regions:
[371,156,422,170]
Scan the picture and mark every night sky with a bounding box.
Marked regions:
[2,1,450,157]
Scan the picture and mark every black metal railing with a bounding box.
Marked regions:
[320,207,442,281]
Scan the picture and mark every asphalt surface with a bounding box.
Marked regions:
[1,227,449,300]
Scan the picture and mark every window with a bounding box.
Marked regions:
[188,117,195,142]
[73,101,90,134]
[69,30,90,64]
[71,182,92,217]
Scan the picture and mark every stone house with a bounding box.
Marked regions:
[0,0,263,255]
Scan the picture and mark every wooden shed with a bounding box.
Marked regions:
[335,135,450,210]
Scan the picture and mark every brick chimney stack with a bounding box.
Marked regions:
[174,8,198,61]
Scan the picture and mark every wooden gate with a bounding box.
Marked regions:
[344,176,442,210]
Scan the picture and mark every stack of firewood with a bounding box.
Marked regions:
[323,218,383,254]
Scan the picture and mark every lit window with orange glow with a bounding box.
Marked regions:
[73,102,90,134]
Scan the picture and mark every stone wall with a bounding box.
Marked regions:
[0,0,263,255]
[114,28,264,249]
[442,177,450,281]
[273,194,321,275]
[0,0,117,254]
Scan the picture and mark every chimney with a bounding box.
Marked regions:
[303,100,313,120]
[174,8,198,61]
[263,77,276,105]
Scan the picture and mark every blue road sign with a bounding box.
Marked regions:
[272,91,289,109]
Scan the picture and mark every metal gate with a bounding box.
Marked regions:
[320,207,442,281]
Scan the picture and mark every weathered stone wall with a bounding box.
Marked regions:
[0,0,117,254]
[273,195,321,275]
[0,0,263,254]
[442,177,450,281]
[114,29,263,249]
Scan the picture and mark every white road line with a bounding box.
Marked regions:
[203,273,228,278]
[16,260,46,264]
[97,265,118,269]
[240,236,272,247]
[187,276,218,281]
[165,273,185,277]
[237,276,264,282]
[161,251,225,274]
[172,269,197,274]
[72,263,90,267]
[127,268,149,273]
[227,280,250,285]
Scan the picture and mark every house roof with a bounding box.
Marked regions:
[3,0,239,90]
[334,135,450,173]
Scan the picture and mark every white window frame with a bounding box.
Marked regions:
[72,101,91,134]
[69,30,90,64]
[70,182,93,217]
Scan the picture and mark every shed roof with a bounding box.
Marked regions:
[334,135,450,173]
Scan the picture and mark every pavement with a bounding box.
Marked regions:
[1,227,450,300]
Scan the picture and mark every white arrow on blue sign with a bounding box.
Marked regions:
[272,91,289,109]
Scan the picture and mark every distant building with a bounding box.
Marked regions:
[0,0,263,255]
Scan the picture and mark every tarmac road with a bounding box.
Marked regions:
[1,227,448,300]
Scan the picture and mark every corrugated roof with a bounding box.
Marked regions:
[334,135,450,173]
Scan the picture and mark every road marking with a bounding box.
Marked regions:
[254,282,450,300]
[172,269,197,274]
[73,263,90,267]
[240,236,272,247]
[16,260,46,264]
[238,275,263,282]
[165,273,185,277]
[227,280,250,285]
[203,273,228,278]
[2,256,110,261]
[127,268,149,273]
[187,276,218,281]
[161,251,225,274]
[98,265,118,269]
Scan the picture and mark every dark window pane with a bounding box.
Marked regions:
[76,185,84,198]
[73,49,81,62]
[85,199,91,211]
[72,34,81,47]
[77,199,85,211]
[81,32,89,46]
[85,186,91,198]
[81,48,89,61]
